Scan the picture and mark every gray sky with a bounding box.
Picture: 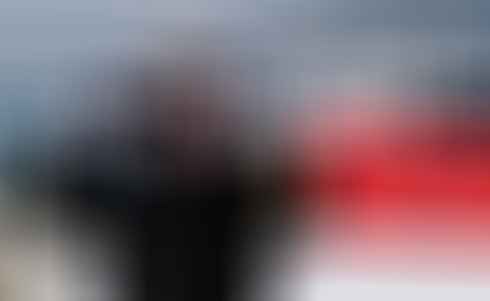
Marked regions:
[2,0,490,172]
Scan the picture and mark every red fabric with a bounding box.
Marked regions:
[297,99,490,269]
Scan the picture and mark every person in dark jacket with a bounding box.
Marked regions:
[53,60,257,301]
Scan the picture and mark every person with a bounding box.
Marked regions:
[53,59,255,301]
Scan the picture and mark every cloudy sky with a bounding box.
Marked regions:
[2,0,490,174]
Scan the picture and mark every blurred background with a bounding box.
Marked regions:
[2,0,490,300]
